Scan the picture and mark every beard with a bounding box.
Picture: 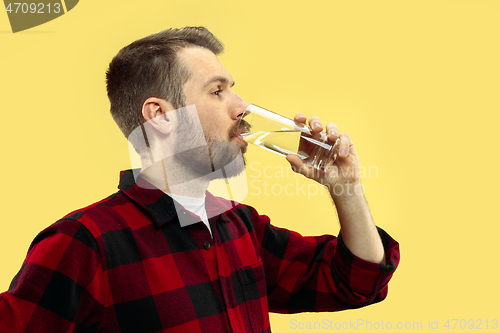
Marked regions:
[172,114,250,181]
[205,141,246,180]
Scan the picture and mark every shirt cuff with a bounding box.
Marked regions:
[333,227,400,297]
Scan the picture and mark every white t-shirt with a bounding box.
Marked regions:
[166,193,212,238]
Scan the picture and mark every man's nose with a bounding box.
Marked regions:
[230,92,249,120]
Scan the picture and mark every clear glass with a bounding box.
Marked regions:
[239,104,340,171]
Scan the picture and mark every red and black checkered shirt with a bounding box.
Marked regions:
[0,170,399,332]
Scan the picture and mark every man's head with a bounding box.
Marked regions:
[106,27,225,150]
[107,27,249,179]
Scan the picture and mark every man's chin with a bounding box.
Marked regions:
[209,142,246,176]
[208,155,246,181]
[171,141,246,181]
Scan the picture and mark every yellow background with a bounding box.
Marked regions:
[1,0,499,331]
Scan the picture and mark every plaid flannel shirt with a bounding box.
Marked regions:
[0,170,399,332]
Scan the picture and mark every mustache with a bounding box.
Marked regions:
[229,118,251,138]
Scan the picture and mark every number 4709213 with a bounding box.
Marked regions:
[443,319,498,329]
[5,3,61,14]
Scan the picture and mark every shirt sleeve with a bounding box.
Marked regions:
[250,209,400,314]
[0,220,104,332]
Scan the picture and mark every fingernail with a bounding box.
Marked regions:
[313,123,322,130]
[341,149,346,156]
[330,131,337,136]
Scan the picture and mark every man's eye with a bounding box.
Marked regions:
[212,89,222,96]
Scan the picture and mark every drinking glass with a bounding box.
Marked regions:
[239,104,340,171]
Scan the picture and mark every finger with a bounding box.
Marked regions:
[308,116,323,132]
[286,154,320,178]
[286,154,306,175]
[325,122,339,141]
[294,113,307,124]
[338,132,352,158]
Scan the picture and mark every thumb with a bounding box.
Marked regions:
[286,154,305,174]
[286,154,314,178]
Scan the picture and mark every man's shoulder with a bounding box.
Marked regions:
[61,189,129,218]
[53,189,137,239]
[26,191,127,255]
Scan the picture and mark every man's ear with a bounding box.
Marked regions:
[142,97,175,134]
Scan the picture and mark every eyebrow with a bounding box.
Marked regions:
[202,76,235,89]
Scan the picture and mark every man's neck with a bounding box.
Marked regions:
[139,159,210,198]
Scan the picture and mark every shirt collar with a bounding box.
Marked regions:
[118,169,234,227]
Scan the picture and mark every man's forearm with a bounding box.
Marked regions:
[330,183,386,264]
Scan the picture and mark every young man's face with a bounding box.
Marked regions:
[169,46,250,177]
[179,46,249,149]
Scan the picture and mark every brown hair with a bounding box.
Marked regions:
[106,27,224,147]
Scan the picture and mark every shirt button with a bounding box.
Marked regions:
[203,241,211,250]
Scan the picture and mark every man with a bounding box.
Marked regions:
[0,27,399,332]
